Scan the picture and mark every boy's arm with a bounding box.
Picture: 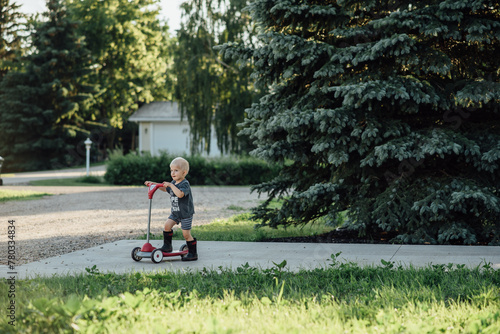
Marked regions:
[162,182,184,197]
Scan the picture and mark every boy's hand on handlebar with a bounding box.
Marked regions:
[144,181,153,186]
[162,181,171,188]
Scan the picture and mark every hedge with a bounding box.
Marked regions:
[104,152,280,186]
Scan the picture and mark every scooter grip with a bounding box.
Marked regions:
[147,183,163,199]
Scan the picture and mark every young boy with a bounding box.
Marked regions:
[144,157,197,261]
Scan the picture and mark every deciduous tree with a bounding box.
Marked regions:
[0,0,25,79]
[174,0,260,154]
[66,0,172,152]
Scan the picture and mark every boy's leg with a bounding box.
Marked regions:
[182,237,198,261]
[180,217,197,261]
[165,219,176,232]
[160,219,177,252]
[182,229,194,242]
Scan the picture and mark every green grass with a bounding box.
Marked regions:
[1,259,499,333]
[144,212,335,242]
[0,189,51,202]
[30,176,112,187]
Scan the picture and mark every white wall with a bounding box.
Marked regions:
[152,122,190,156]
[139,123,152,152]
[139,121,222,156]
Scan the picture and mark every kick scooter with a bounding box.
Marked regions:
[131,183,188,263]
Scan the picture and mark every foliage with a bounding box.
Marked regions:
[0,0,175,171]
[220,0,500,244]
[1,261,499,333]
[104,152,280,185]
[66,0,173,152]
[0,0,26,79]
[0,0,96,172]
[174,0,261,155]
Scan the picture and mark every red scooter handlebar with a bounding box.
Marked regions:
[147,183,164,199]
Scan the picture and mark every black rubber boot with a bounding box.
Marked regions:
[182,238,198,261]
[159,230,173,253]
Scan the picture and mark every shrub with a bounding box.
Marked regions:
[104,153,279,186]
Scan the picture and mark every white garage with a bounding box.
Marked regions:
[129,101,221,156]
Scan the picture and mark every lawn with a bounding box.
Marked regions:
[0,188,51,202]
[30,176,111,187]
[0,255,498,333]
[146,212,336,242]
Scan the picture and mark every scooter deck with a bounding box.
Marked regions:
[132,242,189,263]
[137,249,188,258]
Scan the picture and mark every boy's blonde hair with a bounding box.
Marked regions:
[171,157,189,174]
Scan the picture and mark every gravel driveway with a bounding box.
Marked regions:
[1,186,265,265]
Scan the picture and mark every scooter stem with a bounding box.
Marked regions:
[147,198,152,244]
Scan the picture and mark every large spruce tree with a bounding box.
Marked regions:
[221,0,500,244]
[0,0,95,171]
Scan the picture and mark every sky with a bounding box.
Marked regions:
[18,0,184,31]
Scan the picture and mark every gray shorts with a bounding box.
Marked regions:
[168,215,193,230]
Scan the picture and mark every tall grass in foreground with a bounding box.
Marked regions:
[1,256,499,333]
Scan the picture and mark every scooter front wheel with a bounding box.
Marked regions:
[151,249,164,263]
[131,247,142,262]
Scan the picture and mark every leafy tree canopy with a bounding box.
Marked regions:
[0,0,26,78]
[0,0,96,171]
[174,0,261,155]
[221,0,500,244]
[0,0,177,170]
[66,0,172,151]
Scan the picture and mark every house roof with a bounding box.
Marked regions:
[129,101,184,122]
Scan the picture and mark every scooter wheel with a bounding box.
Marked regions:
[131,247,142,262]
[151,249,164,263]
[179,243,188,259]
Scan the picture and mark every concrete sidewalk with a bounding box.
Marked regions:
[1,166,499,279]
[1,165,106,185]
[6,240,500,279]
